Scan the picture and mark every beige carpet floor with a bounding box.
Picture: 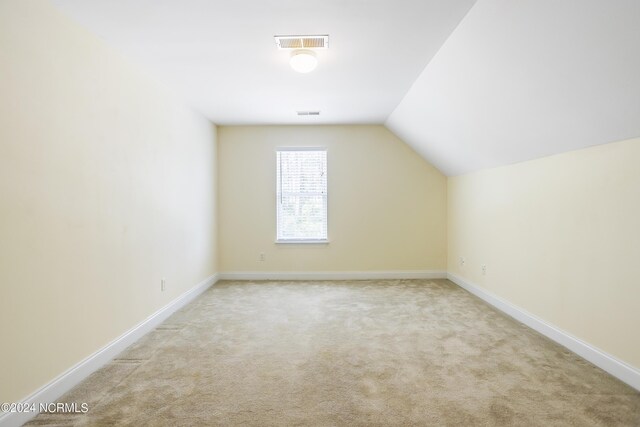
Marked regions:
[26,279,640,426]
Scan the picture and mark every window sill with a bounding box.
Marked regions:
[275,239,330,244]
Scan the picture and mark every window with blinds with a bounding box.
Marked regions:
[276,149,328,241]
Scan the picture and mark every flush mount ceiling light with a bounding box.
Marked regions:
[289,50,317,73]
[274,35,328,74]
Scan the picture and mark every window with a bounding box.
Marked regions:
[276,148,328,242]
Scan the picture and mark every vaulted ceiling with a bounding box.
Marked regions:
[51,0,476,125]
[52,0,640,176]
[387,0,640,175]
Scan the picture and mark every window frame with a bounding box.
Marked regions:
[275,147,329,244]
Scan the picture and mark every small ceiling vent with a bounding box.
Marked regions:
[297,111,321,116]
[275,35,329,50]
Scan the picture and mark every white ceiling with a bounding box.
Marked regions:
[51,0,640,176]
[386,0,640,175]
[51,0,476,125]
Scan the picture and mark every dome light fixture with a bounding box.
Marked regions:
[290,50,318,73]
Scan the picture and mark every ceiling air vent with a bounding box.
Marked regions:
[297,111,321,116]
[275,35,329,50]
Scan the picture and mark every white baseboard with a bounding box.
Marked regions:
[6,270,636,427]
[0,273,219,427]
[218,270,447,281]
[447,272,640,392]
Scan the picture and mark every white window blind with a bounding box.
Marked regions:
[276,149,327,241]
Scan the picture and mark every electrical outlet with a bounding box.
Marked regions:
[161,278,166,292]
[259,252,266,262]
[459,257,466,267]
[481,264,487,275]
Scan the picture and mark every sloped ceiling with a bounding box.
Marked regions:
[51,0,640,176]
[386,0,640,176]
[51,0,476,125]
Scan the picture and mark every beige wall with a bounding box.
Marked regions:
[0,1,217,403]
[448,137,640,369]
[218,125,447,272]
[5,0,636,410]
